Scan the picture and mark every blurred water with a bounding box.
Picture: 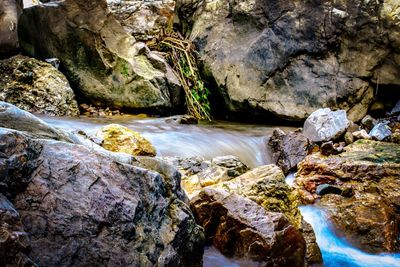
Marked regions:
[300,206,400,267]
[41,115,293,168]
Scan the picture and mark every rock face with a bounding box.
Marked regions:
[19,0,182,113]
[107,0,175,41]
[268,128,311,174]
[0,55,79,116]
[295,139,400,253]
[303,108,349,142]
[0,128,205,266]
[96,124,156,156]
[176,0,400,121]
[0,0,23,56]
[190,188,306,266]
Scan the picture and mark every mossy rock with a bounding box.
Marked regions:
[96,124,156,157]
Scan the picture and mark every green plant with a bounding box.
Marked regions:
[149,32,212,121]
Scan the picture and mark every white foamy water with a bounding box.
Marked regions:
[41,115,290,168]
[300,206,400,267]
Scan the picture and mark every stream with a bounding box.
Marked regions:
[42,115,400,267]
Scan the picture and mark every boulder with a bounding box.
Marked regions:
[369,122,392,141]
[0,193,36,266]
[174,0,400,121]
[212,165,301,228]
[0,0,23,56]
[320,194,399,254]
[0,55,79,116]
[107,0,175,41]
[210,164,322,265]
[267,128,311,175]
[179,155,249,198]
[190,188,306,266]
[303,108,350,142]
[0,128,205,266]
[295,139,400,253]
[18,0,182,113]
[96,124,156,156]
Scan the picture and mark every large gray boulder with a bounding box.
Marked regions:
[107,0,175,41]
[176,0,400,121]
[0,0,23,56]
[0,55,79,116]
[18,0,182,113]
[0,128,205,266]
[303,108,349,142]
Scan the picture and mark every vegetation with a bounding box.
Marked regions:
[148,31,212,121]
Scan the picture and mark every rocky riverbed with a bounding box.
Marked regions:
[1,0,400,266]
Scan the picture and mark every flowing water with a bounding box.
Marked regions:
[42,115,400,267]
[41,115,296,168]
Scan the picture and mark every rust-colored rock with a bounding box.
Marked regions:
[190,188,306,266]
[295,139,400,253]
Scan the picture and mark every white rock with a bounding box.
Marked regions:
[352,129,371,140]
[369,123,392,141]
[303,108,350,142]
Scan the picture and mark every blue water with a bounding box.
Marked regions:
[300,206,400,267]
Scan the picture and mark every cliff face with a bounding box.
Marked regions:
[177,0,400,121]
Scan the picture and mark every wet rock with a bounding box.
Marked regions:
[320,194,399,254]
[19,0,182,113]
[369,123,392,141]
[268,128,311,175]
[296,140,400,203]
[180,155,249,198]
[165,114,198,124]
[300,219,323,266]
[107,0,175,41]
[361,115,378,131]
[352,129,371,140]
[1,128,205,266]
[295,139,400,253]
[0,193,36,266]
[96,124,156,156]
[190,188,306,266]
[316,184,342,196]
[0,0,23,56]
[303,108,349,142]
[0,55,79,116]
[175,0,397,121]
